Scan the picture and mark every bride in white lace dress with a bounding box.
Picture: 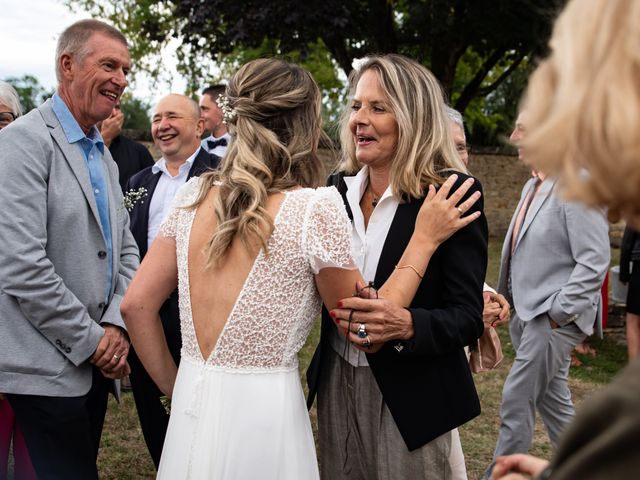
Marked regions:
[121,58,481,479]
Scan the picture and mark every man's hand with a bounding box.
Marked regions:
[100,360,131,380]
[91,324,129,373]
[100,107,124,147]
[483,291,510,327]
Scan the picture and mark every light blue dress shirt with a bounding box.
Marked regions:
[52,94,113,302]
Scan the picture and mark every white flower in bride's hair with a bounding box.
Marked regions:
[216,94,237,125]
[123,187,148,211]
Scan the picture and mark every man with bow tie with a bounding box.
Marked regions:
[199,84,230,157]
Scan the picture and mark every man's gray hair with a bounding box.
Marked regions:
[446,106,465,138]
[55,19,128,83]
[0,81,23,117]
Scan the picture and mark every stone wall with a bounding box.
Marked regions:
[468,152,626,242]
[468,152,531,239]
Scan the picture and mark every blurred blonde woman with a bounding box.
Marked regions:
[523,0,640,227]
[493,1,640,479]
[121,58,480,479]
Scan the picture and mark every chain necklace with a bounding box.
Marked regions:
[367,181,382,208]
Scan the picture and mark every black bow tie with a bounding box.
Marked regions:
[207,138,227,149]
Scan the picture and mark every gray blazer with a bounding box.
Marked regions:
[0,99,139,397]
[497,177,610,335]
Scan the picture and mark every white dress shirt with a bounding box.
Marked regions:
[330,166,399,367]
[147,148,199,249]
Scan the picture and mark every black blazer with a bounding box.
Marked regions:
[620,226,640,282]
[109,134,155,193]
[307,171,488,451]
[124,147,220,358]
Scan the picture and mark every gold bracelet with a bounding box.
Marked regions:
[395,264,424,279]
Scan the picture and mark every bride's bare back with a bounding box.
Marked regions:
[187,186,287,361]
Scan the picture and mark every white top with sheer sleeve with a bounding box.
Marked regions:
[157,177,356,372]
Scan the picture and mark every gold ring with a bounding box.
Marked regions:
[113,354,120,360]
[457,206,463,215]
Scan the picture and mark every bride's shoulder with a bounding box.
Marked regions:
[171,176,207,209]
[286,185,345,213]
[295,186,349,229]
[290,185,342,202]
[309,185,345,210]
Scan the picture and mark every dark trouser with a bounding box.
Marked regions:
[129,302,182,469]
[129,348,174,469]
[7,367,111,480]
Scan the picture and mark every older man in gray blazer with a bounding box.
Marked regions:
[483,112,610,478]
[0,20,138,479]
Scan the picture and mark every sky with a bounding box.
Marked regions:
[0,0,188,104]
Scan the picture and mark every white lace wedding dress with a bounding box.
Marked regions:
[156,178,354,480]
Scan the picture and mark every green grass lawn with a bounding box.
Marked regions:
[92,238,627,479]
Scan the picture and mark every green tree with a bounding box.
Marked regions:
[67,0,567,144]
[3,75,54,113]
[119,92,152,131]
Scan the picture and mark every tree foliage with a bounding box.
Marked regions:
[67,0,567,145]
[120,92,152,131]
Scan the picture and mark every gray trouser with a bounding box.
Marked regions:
[483,311,586,478]
[317,347,453,480]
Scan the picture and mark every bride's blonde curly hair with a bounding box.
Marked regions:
[192,58,327,266]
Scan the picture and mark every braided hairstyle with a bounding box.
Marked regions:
[193,58,327,266]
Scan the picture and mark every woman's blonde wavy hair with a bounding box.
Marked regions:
[192,58,327,266]
[523,0,640,222]
[338,54,467,201]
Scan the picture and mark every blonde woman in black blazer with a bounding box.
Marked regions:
[307,54,487,479]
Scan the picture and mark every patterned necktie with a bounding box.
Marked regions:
[207,138,227,149]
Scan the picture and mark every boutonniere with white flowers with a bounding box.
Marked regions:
[123,187,148,211]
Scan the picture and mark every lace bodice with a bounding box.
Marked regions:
[158,178,354,372]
